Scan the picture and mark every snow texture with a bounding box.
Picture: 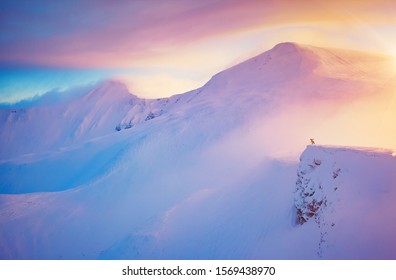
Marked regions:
[295,145,396,258]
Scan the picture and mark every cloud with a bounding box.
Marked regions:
[1,0,394,68]
[0,83,96,108]
[114,72,204,98]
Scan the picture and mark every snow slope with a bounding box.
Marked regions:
[0,80,170,159]
[0,42,395,259]
[295,145,396,259]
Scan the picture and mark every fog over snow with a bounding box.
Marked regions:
[0,43,395,259]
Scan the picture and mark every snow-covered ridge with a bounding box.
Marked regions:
[1,42,395,160]
[0,80,177,159]
[204,42,391,92]
[295,145,396,258]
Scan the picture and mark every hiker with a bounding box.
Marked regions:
[310,138,315,145]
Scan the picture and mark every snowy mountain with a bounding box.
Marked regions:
[0,42,395,259]
[1,42,395,160]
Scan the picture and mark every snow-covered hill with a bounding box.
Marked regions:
[0,43,395,259]
[1,144,394,259]
[295,145,396,259]
[0,81,171,159]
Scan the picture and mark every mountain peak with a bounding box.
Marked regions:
[271,42,301,53]
[203,41,316,91]
[84,80,137,101]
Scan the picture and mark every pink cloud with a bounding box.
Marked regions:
[1,0,395,67]
[0,0,298,67]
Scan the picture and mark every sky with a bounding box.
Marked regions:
[1,0,396,102]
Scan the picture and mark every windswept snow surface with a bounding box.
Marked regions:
[0,43,395,259]
[295,145,396,259]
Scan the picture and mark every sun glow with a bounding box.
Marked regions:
[391,52,396,71]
